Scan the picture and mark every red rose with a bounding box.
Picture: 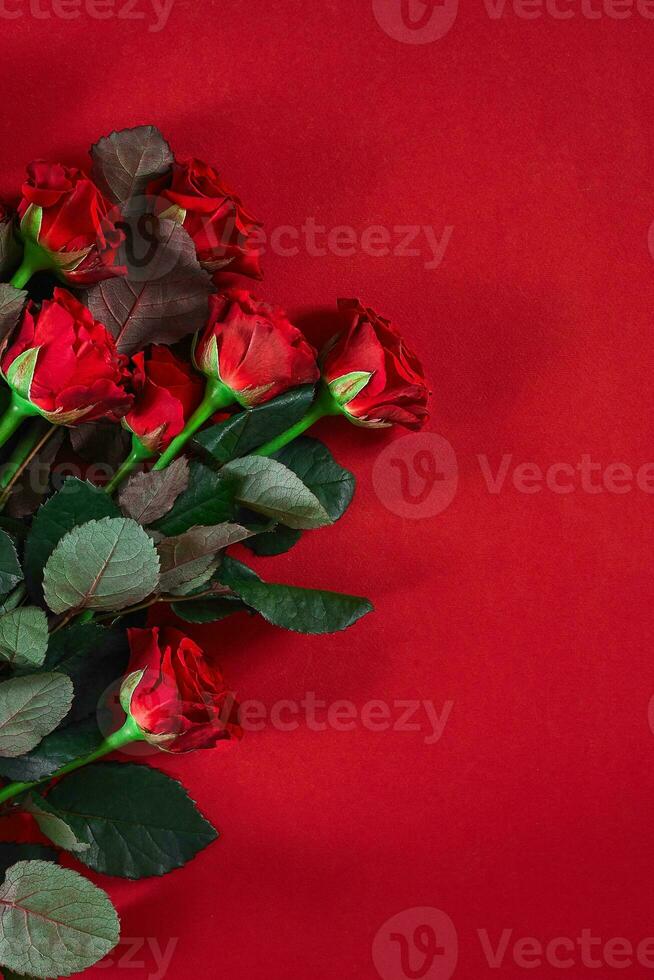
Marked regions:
[194,289,319,407]
[17,161,124,285]
[1,288,132,424]
[122,626,242,753]
[147,158,263,279]
[124,345,204,452]
[322,299,430,429]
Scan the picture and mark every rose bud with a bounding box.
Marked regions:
[322,299,430,429]
[0,288,132,448]
[153,289,319,470]
[11,161,125,289]
[251,299,430,458]
[125,345,204,453]
[120,626,242,753]
[106,346,205,493]
[147,157,263,280]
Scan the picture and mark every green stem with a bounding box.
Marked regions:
[9,240,52,289]
[0,391,40,454]
[0,715,143,807]
[104,434,154,495]
[154,378,235,470]
[253,385,342,457]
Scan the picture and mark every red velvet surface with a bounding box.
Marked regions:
[3,2,654,978]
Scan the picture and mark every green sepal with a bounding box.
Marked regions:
[119,669,143,715]
[328,370,372,406]
[18,204,43,244]
[4,348,40,402]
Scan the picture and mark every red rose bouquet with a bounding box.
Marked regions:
[0,126,430,980]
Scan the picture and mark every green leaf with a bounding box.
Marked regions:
[0,846,57,880]
[0,608,48,670]
[219,556,374,635]
[24,797,89,854]
[118,456,189,525]
[0,717,103,783]
[0,860,119,978]
[274,437,355,521]
[43,517,160,614]
[245,524,302,557]
[46,762,218,879]
[193,385,316,464]
[43,623,129,724]
[153,461,235,535]
[0,531,22,596]
[24,478,120,599]
[158,523,252,596]
[222,456,331,530]
[0,674,73,757]
[172,593,246,624]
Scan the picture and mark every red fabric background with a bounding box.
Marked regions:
[3,2,654,977]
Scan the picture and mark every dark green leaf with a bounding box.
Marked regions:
[0,717,103,782]
[193,385,316,464]
[24,478,120,599]
[45,762,218,879]
[172,594,246,624]
[275,437,355,521]
[24,796,90,853]
[0,845,57,880]
[219,556,374,635]
[221,457,331,530]
[0,860,119,978]
[43,623,129,724]
[153,461,235,535]
[245,524,302,557]
[0,532,21,596]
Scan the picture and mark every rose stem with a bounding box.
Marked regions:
[153,377,235,471]
[252,384,341,458]
[0,391,40,453]
[0,714,144,807]
[104,435,155,495]
[0,420,55,510]
[9,240,52,289]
